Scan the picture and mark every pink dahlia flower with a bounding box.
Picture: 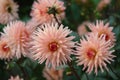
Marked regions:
[2,21,31,59]
[88,20,115,45]
[0,0,19,24]
[76,33,115,74]
[97,0,111,11]
[9,75,23,80]
[0,37,13,60]
[43,67,63,80]
[30,23,75,68]
[77,21,89,36]
[31,0,65,24]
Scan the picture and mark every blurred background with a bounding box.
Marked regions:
[0,0,120,80]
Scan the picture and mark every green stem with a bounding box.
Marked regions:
[85,73,89,80]
[53,14,61,26]
[67,61,81,80]
[109,65,120,79]
[16,59,29,80]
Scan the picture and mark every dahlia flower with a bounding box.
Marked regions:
[9,75,23,80]
[2,21,31,59]
[76,33,115,74]
[30,23,75,68]
[31,0,65,24]
[0,37,13,60]
[88,20,115,45]
[97,0,111,11]
[0,0,19,24]
[77,21,89,36]
[43,67,63,80]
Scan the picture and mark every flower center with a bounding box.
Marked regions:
[87,48,96,59]
[23,30,29,38]
[7,6,12,13]
[2,44,10,52]
[47,7,58,15]
[105,34,109,41]
[6,4,12,13]
[98,31,109,41]
[20,30,29,42]
[39,10,45,15]
[49,42,58,52]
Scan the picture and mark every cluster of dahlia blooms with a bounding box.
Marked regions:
[0,0,116,79]
[76,20,115,74]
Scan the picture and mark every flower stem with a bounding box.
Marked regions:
[109,65,120,79]
[53,14,61,26]
[67,61,81,80]
[44,70,55,80]
[85,73,89,80]
[16,59,29,80]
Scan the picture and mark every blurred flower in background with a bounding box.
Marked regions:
[0,0,19,24]
[88,20,115,45]
[8,75,23,80]
[43,67,63,80]
[77,21,89,36]
[30,0,65,24]
[97,0,111,11]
